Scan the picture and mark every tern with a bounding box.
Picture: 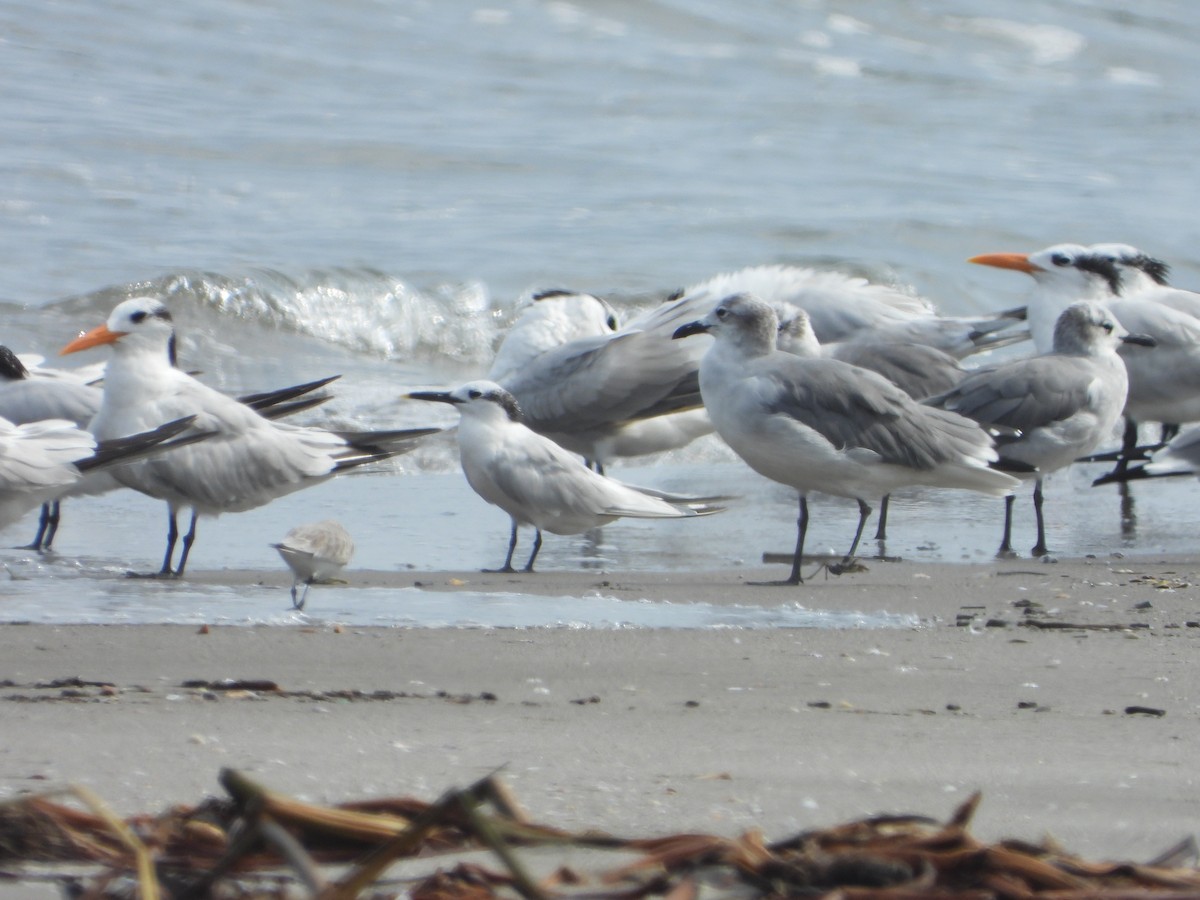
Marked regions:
[970,243,1200,474]
[60,297,439,578]
[673,294,1018,585]
[926,301,1154,557]
[272,519,355,610]
[0,414,197,533]
[406,380,722,572]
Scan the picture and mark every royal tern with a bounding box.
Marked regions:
[272,519,355,610]
[672,294,1018,585]
[406,381,722,572]
[60,297,439,578]
[926,301,1153,556]
[488,289,619,385]
[671,264,1028,358]
[970,244,1200,473]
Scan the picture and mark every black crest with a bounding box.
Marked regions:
[0,346,30,380]
[1073,254,1125,295]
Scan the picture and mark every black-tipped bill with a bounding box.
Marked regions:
[1120,333,1157,348]
[405,390,460,404]
[672,321,710,340]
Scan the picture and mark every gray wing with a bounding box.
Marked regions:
[932,356,1098,433]
[500,330,702,434]
[829,341,964,399]
[0,379,102,428]
[762,356,986,471]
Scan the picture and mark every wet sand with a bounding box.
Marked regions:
[3,553,1199,870]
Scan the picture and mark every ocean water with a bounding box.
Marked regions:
[1,0,1198,626]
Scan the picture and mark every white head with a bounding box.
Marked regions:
[970,244,1125,298]
[60,297,175,359]
[406,380,524,423]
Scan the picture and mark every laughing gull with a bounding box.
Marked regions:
[672,294,1018,585]
[970,243,1200,474]
[272,519,355,610]
[406,381,723,572]
[60,297,440,578]
[670,264,1028,358]
[926,301,1154,557]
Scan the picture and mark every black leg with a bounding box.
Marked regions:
[1031,478,1049,556]
[173,509,199,577]
[997,494,1015,558]
[293,579,312,611]
[485,520,519,573]
[844,499,872,562]
[1111,418,1139,477]
[787,495,809,585]
[873,494,889,542]
[42,500,62,550]
[522,528,544,572]
[160,505,180,576]
[1161,423,1180,445]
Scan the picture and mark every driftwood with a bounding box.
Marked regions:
[1,769,1199,899]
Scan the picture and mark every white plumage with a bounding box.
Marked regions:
[61,296,437,577]
[272,519,355,610]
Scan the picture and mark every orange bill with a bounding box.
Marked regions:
[967,252,1039,273]
[60,323,126,355]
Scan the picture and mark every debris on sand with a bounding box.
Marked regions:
[2,768,1198,898]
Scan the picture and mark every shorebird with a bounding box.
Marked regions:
[406,380,722,572]
[0,414,197,533]
[272,519,355,610]
[60,297,439,578]
[970,243,1200,475]
[672,294,1018,584]
[673,264,1029,358]
[926,301,1154,556]
[774,306,966,541]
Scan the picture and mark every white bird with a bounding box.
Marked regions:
[970,244,1200,473]
[671,264,1028,358]
[926,301,1154,556]
[60,297,439,578]
[0,414,197,533]
[672,294,1019,585]
[406,380,723,572]
[272,519,355,610]
[0,346,105,549]
[488,289,620,385]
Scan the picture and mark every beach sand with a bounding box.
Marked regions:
[3,553,1199,888]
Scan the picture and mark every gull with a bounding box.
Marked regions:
[969,243,1200,473]
[60,297,440,578]
[672,294,1018,585]
[0,414,197,533]
[272,519,355,610]
[488,289,619,385]
[775,306,966,541]
[672,264,1028,359]
[406,380,723,572]
[492,290,710,470]
[926,301,1154,557]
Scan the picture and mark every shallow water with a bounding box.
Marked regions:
[1,1,1199,625]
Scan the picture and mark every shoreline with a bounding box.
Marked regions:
[2,553,1199,869]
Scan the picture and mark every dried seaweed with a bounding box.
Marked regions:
[1,770,1199,899]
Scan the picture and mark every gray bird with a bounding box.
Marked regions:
[926,300,1154,557]
[673,294,1018,585]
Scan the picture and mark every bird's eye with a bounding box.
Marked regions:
[715,307,728,319]
[468,389,482,399]
[606,315,618,330]
[1102,321,1114,333]
[130,311,147,323]
[1051,253,1071,267]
